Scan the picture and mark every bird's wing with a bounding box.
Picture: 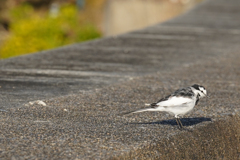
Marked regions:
[151,87,194,107]
[156,96,193,107]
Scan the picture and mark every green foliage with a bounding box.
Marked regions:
[0,4,101,59]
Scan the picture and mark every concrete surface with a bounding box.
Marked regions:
[1,0,240,159]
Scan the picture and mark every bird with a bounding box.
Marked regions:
[123,84,208,129]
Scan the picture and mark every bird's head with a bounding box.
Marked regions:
[191,84,207,99]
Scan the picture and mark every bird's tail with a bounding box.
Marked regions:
[121,107,158,116]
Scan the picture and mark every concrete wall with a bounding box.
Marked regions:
[103,0,202,36]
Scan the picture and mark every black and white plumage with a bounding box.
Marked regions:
[124,84,208,129]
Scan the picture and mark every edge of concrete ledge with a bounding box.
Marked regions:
[112,115,240,159]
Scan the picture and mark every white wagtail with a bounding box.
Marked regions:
[124,84,208,129]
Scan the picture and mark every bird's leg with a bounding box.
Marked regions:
[175,118,182,129]
[175,117,193,132]
[177,118,184,129]
[175,116,184,130]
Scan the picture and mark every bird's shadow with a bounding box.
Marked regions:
[127,117,212,127]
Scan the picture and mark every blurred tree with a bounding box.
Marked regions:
[76,0,85,9]
[24,0,52,8]
[0,3,102,58]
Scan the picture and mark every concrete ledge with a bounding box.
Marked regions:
[117,115,240,159]
[1,0,240,159]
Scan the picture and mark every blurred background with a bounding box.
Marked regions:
[0,0,202,59]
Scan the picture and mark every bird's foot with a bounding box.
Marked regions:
[178,127,193,132]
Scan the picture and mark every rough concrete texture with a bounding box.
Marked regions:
[1,0,240,159]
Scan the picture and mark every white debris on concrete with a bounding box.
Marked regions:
[28,100,47,106]
[145,103,151,106]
